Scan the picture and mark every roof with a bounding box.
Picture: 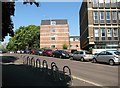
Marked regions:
[70,36,80,38]
[41,19,68,25]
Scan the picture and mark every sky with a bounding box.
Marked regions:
[3,1,82,43]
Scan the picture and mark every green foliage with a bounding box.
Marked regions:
[7,25,40,51]
[62,42,68,50]
[2,1,39,41]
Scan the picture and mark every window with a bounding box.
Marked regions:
[100,11,105,23]
[101,28,106,40]
[113,28,118,37]
[80,51,84,54]
[94,28,99,40]
[111,0,116,7]
[51,21,56,25]
[106,52,113,55]
[99,0,104,7]
[76,45,79,47]
[94,28,99,37]
[51,29,55,32]
[51,45,55,48]
[107,28,112,37]
[112,11,117,23]
[118,11,120,23]
[106,11,111,23]
[75,38,79,41]
[105,0,110,8]
[93,0,98,7]
[93,11,98,23]
[118,0,120,8]
[70,38,74,41]
[51,37,55,40]
[99,51,106,55]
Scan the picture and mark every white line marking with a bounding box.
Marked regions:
[72,75,103,86]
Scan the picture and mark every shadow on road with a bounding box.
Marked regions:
[1,56,18,63]
[2,56,72,87]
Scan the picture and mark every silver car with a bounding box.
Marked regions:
[70,50,93,61]
[92,50,120,65]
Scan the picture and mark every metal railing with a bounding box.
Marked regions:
[21,55,72,86]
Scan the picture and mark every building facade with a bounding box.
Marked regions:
[40,19,70,50]
[69,36,81,51]
[80,0,120,50]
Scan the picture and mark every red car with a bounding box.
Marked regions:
[42,49,53,56]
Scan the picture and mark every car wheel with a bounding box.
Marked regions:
[70,57,73,60]
[109,60,114,66]
[81,58,84,62]
[92,58,97,63]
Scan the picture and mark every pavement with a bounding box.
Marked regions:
[1,53,72,87]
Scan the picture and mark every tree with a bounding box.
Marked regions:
[1,0,39,41]
[7,25,40,51]
[62,42,68,50]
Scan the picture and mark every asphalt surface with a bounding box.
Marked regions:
[1,53,120,88]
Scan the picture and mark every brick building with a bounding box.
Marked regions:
[40,19,70,49]
[80,0,120,50]
[69,36,80,51]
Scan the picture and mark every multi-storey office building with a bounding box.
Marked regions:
[40,19,70,49]
[80,0,120,50]
[69,36,81,51]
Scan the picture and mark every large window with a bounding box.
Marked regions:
[101,28,105,37]
[118,11,120,23]
[117,0,120,8]
[94,28,99,37]
[111,0,117,7]
[107,28,112,40]
[99,0,104,7]
[70,38,74,41]
[105,0,110,8]
[94,28,99,40]
[113,28,118,37]
[107,28,112,37]
[106,11,111,23]
[75,38,79,41]
[101,28,106,40]
[93,0,98,7]
[112,11,117,23]
[51,45,55,48]
[51,28,55,32]
[51,36,55,40]
[51,21,56,25]
[100,11,105,23]
[93,11,98,24]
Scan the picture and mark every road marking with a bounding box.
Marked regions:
[72,75,103,87]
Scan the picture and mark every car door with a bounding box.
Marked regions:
[105,51,113,63]
[73,51,79,60]
[96,51,106,62]
[77,51,83,60]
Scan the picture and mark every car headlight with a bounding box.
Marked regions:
[62,53,65,56]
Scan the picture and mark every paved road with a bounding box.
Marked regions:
[2,53,120,87]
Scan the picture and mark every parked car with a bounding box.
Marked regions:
[53,50,70,59]
[70,50,93,61]
[92,50,120,65]
[24,50,31,54]
[31,49,38,54]
[38,50,43,55]
[42,49,53,56]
